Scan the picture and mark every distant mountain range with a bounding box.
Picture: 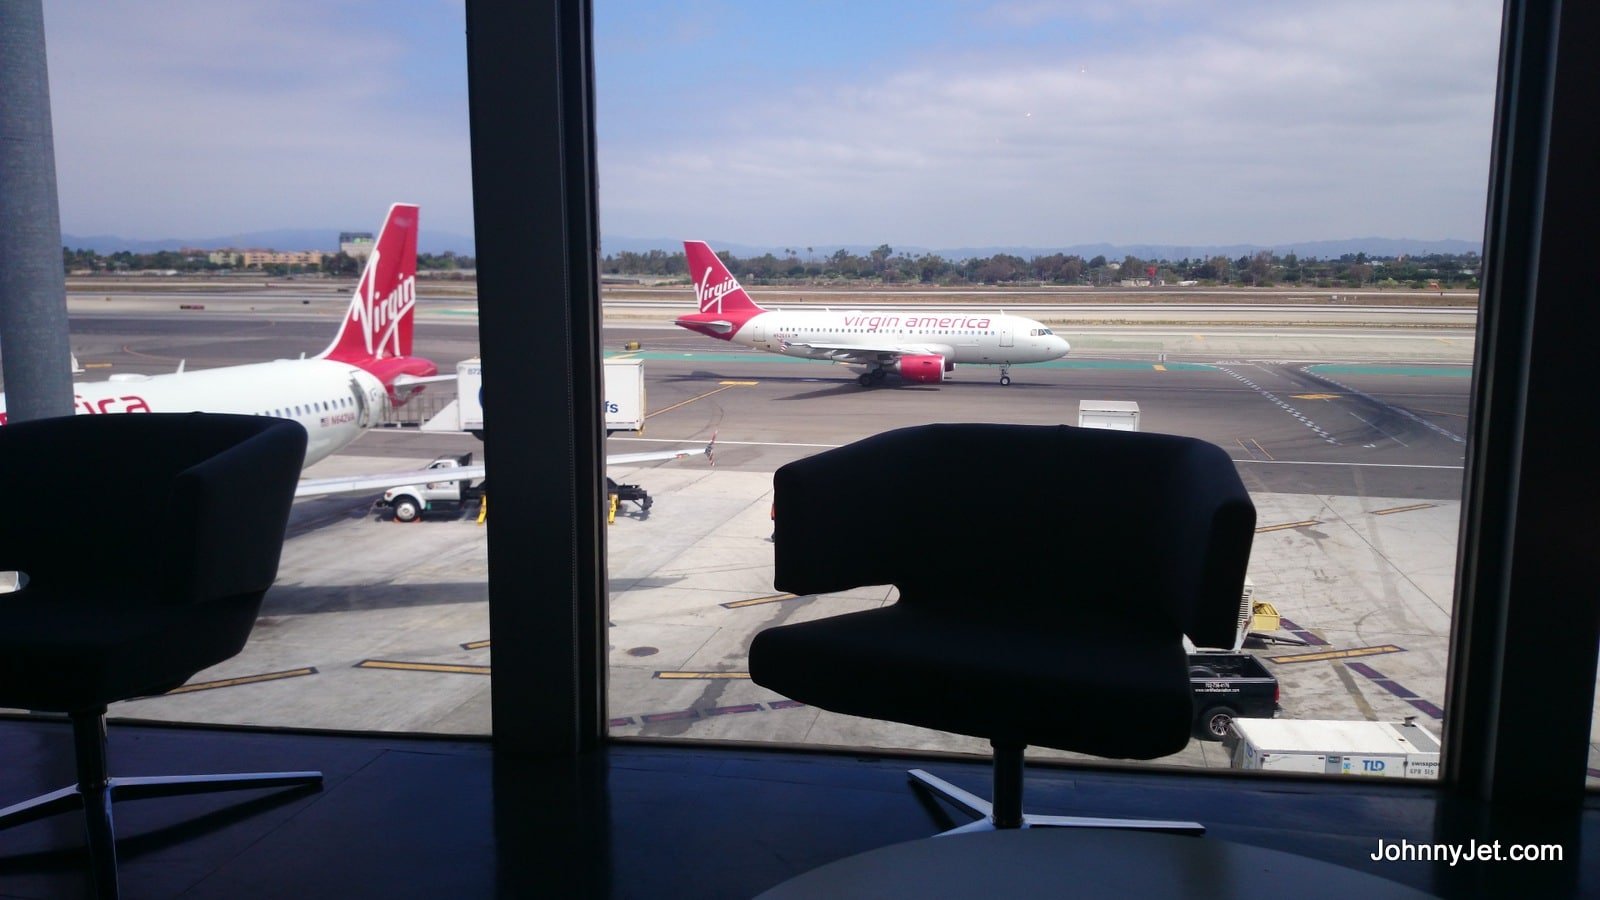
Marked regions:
[60,229,1481,262]
[600,236,1482,261]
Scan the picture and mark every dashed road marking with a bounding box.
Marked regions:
[356,660,491,675]
[722,593,798,609]
[160,667,318,696]
[1256,519,1320,533]
[1215,365,1339,445]
[1370,503,1437,516]
[1269,644,1405,665]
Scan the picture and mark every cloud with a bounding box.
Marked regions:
[44,0,472,237]
[36,0,1501,248]
[598,0,1501,247]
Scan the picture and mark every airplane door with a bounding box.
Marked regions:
[751,320,768,343]
[999,323,1014,348]
[349,376,373,428]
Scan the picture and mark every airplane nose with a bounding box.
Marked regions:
[1056,336,1071,356]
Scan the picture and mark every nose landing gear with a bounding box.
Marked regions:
[999,365,1012,386]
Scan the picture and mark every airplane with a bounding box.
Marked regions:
[0,203,709,497]
[1,202,437,466]
[672,240,1071,386]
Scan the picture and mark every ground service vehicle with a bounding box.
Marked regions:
[1188,652,1280,741]
[1224,717,1441,778]
[375,453,484,522]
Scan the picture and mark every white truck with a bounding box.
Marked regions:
[383,358,653,522]
[421,356,647,437]
[375,452,485,523]
[1224,717,1441,779]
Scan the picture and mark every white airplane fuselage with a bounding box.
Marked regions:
[732,308,1066,365]
[1,359,390,468]
[675,241,1069,385]
[0,202,435,471]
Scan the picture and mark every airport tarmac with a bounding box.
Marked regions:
[15,289,1582,781]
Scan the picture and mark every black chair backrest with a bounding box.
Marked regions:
[0,413,308,604]
[773,423,1255,648]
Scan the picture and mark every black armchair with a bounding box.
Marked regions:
[751,423,1255,835]
[0,413,317,898]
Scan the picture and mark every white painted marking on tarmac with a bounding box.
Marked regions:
[611,437,843,450]
[1215,365,1339,445]
[1302,367,1466,444]
[610,435,1464,469]
[1348,411,1410,448]
[1233,459,1463,470]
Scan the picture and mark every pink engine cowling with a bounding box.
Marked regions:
[894,354,946,384]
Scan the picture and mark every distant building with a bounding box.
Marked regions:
[234,249,326,269]
[205,248,326,269]
[340,231,375,260]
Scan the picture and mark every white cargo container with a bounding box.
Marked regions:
[423,357,646,435]
[1078,400,1140,431]
[601,357,646,433]
[1226,718,1441,779]
[456,357,484,432]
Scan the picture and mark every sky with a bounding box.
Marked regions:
[41,0,1504,251]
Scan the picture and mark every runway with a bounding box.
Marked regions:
[5,293,1479,775]
[44,302,1472,497]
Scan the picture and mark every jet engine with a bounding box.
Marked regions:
[894,354,946,384]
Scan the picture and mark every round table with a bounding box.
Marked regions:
[756,828,1436,899]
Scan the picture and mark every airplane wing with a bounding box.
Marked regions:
[609,431,716,466]
[294,464,486,498]
[292,437,715,499]
[779,341,953,367]
[392,373,459,388]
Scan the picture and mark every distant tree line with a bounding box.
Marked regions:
[602,245,1481,290]
[63,247,474,277]
[63,242,1480,289]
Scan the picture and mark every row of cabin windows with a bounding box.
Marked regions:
[790,328,995,335]
[258,395,355,419]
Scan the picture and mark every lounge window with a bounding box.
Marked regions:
[592,0,1502,784]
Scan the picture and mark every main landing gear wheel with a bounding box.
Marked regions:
[858,372,873,387]
[858,369,888,387]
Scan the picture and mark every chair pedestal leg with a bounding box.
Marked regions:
[111,772,323,801]
[0,709,323,900]
[72,710,120,899]
[991,741,1024,829]
[0,785,83,828]
[909,741,1207,837]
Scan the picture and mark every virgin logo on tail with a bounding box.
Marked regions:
[349,254,416,358]
[321,203,420,364]
[696,269,741,314]
[683,240,765,317]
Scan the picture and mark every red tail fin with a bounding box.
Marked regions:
[320,203,420,363]
[684,241,766,315]
[675,241,766,341]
